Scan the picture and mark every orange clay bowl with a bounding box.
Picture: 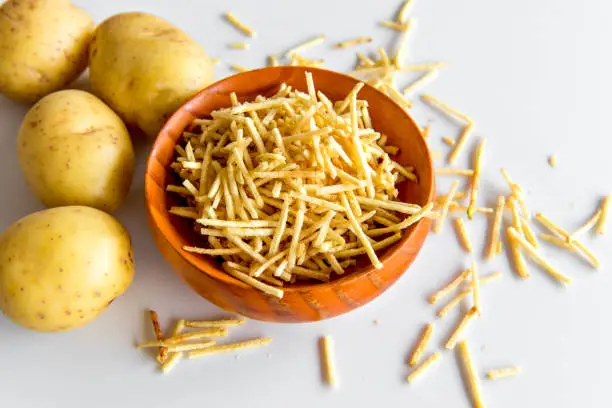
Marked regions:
[145,66,435,323]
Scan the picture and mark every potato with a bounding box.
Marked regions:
[0,206,134,332]
[17,90,135,212]
[89,12,215,138]
[0,0,94,102]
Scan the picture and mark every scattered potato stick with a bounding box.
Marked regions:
[487,366,522,380]
[429,269,471,304]
[434,180,460,233]
[335,37,372,48]
[231,64,249,73]
[184,318,246,328]
[597,195,610,235]
[501,168,530,218]
[403,70,438,95]
[406,352,442,384]
[442,136,456,146]
[320,335,338,387]
[229,42,249,50]
[421,94,473,124]
[225,12,255,36]
[149,310,167,363]
[485,196,506,260]
[435,168,474,176]
[454,218,473,253]
[538,234,599,269]
[397,0,414,23]
[187,337,272,359]
[508,227,572,285]
[408,323,435,367]
[467,138,486,220]
[286,35,325,56]
[165,328,228,343]
[437,290,470,318]
[445,307,479,349]
[548,155,557,167]
[458,341,486,408]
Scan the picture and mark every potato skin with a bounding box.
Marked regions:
[17,90,135,212]
[0,206,134,332]
[0,0,94,102]
[89,12,214,138]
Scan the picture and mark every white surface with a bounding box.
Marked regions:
[1,0,611,407]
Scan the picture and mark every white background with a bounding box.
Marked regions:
[1,0,611,407]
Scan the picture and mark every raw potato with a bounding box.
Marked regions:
[0,206,134,332]
[89,12,215,138]
[17,90,135,212]
[0,0,94,102]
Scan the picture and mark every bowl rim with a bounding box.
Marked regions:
[145,66,435,295]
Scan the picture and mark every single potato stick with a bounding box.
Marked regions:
[408,323,435,366]
[225,12,255,36]
[458,341,486,408]
[406,352,442,384]
[487,366,522,380]
[165,328,228,343]
[320,335,338,387]
[149,310,168,363]
[445,307,479,349]
[435,180,460,233]
[454,218,473,253]
[187,337,272,359]
[597,195,610,235]
[429,269,471,304]
[334,37,372,48]
[485,196,506,260]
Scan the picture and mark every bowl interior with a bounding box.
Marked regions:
[146,66,434,291]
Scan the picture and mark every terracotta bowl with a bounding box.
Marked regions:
[145,66,435,323]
